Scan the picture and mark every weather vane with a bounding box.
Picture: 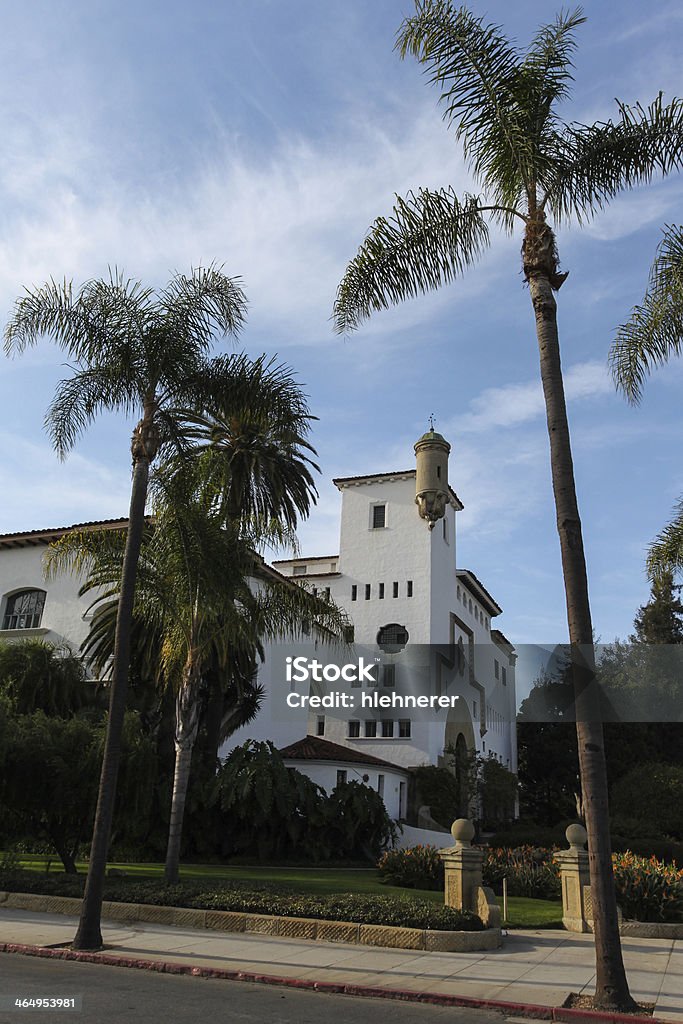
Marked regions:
[428,413,435,430]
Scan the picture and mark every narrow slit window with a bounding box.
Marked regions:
[372,504,386,529]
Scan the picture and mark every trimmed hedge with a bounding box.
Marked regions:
[0,870,483,932]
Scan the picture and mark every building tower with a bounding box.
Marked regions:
[414,427,451,528]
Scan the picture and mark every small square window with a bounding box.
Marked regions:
[372,504,386,529]
[378,582,384,599]
[364,720,377,738]
[348,720,360,738]
[337,770,347,786]
[382,664,395,687]
[502,666,507,686]
[393,581,399,598]
[365,583,371,600]
[407,580,413,598]
[381,720,394,738]
[293,565,307,576]
[351,585,357,601]
[494,660,500,679]
[398,719,411,738]
[316,716,325,736]
[343,624,355,644]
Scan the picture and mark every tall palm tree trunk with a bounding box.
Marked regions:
[164,655,202,884]
[527,261,636,1011]
[73,408,158,950]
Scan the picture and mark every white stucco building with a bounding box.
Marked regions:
[0,431,517,830]
[227,429,518,826]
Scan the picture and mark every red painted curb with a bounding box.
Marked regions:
[0,943,673,1024]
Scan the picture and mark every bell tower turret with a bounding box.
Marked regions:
[414,425,451,529]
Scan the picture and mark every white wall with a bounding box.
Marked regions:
[282,758,407,820]
[0,544,95,653]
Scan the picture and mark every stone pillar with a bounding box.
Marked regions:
[439,818,482,913]
[555,823,591,932]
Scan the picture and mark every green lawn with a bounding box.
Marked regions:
[9,855,563,928]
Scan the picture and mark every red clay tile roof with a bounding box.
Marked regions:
[279,735,408,773]
[0,519,129,549]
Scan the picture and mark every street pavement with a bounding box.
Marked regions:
[0,955,512,1024]
[0,907,681,1022]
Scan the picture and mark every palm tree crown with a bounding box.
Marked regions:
[334,5,683,334]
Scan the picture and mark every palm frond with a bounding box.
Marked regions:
[397,2,531,204]
[610,225,683,403]
[647,495,683,582]
[333,188,490,334]
[517,8,585,180]
[524,7,581,112]
[43,526,129,585]
[545,94,683,224]
[159,265,248,350]
[46,365,143,458]
[4,270,156,360]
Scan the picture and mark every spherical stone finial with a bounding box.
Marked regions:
[451,818,475,847]
[566,823,588,850]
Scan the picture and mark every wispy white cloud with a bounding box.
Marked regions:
[456,360,612,434]
[0,434,131,535]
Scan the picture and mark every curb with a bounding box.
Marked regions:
[0,942,675,1024]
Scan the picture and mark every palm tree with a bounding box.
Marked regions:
[46,351,349,884]
[4,266,247,949]
[333,3,683,1010]
[48,467,349,884]
[610,225,683,580]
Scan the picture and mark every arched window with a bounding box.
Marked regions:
[2,589,46,630]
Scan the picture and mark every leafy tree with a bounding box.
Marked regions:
[333,4,683,1007]
[611,763,683,840]
[632,572,683,644]
[412,763,460,828]
[4,266,248,949]
[0,704,155,873]
[517,667,580,825]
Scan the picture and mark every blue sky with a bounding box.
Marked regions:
[1,0,682,647]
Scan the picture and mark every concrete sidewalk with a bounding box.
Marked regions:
[0,907,681,1022]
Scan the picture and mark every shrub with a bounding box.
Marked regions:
[377,845,444,890]
[483,846,561,899]
[217,742,396,862]
[612,852,683,923]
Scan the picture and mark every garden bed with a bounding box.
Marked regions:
[0,890,501,952]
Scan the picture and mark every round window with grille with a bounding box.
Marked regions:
[376,622,409,653]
